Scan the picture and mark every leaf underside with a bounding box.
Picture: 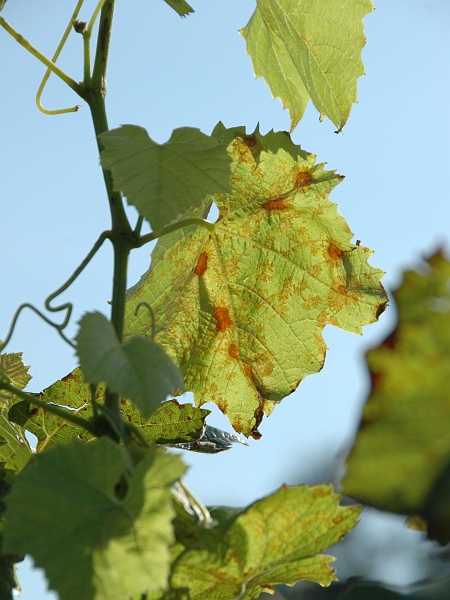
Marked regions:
[240,0,374,131]
[343,251,450,543]
[124,123,387,436]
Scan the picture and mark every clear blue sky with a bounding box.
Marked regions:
[1,0,449,597]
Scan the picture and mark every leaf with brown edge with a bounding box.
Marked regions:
[124,124,387,436]
[170,484,362,599]
[342,251,450,543]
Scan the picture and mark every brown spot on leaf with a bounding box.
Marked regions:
[376,300,388,319]
[262,198,287,211]
[382,330,397,349]
[214,307,232,332]
[370,371,381,390]
[61,372,76,383]
[332,514,347,526]
[280,483,289,490]
[328,243,344,260]
[356,239,361,246]
[194,251,208,276]
[295,170,314,187]
[243,363,253,381]
[243,135,257,147]
[228,344,239,359]
[338,285,348,295]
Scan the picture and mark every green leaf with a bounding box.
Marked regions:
[240,0,374,131]
[0,415,31,473]
[3,438,186,600]
[8,370,98,451]
[99,125,232,231]
[0,350,31,407]
[124,124,387,435]
[76,312,184,419]
[162,0,194,17]
[0,464,23,600]
[122,398,210,445]
[342,251,450,538]
[0,0,7,12]
[171,484,362,598]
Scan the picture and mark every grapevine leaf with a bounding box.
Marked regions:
[122,398,210,445]
[124,124,387,435]
[0,415,31,472]
[240,0,374,131]
[162,0,194,17]
[99,125,231,231]
[0,350,31,407]
[0,0,6,12]
[76,312,184,419]
[3,438,186,600]
[342,251,450,542]
[171,485,362,598]
[8,370,98,451]
[0,464,23,600]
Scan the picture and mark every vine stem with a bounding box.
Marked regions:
[85,0,136,419]
[0,16,85,99]
[0,382,96,435]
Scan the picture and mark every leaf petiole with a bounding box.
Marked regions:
[138,217,215,248]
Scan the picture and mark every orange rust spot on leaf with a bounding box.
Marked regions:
[328,243,344,260]
[194,251,208,276]
[228,343,239,359]
[338,285,348,295]
[243,363,253,381]
[295,170,314,187]
[214,307,233,332]
[262,198,286,211]
[332,514,347,526]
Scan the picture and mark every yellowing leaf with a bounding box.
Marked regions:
[171,485,362,598]
[125,124,387,435]
[343,251,450,541]
[240,0,374,131]
[4,438,186,600]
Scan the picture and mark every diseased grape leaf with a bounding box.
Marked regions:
[8,370,98,451]
[76,312,184,419]
[171,484,362,599]
[343,251,450,542]
[0,415,31,472]
[99,125,231,231]
[240,0,374,132]
[124,123,387,436]
[162,0,194,17]
[10,370,209,450]
[3,438,186,600]
[0,350,31,407]
[121,398,210,445]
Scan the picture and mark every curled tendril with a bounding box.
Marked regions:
[36,0,86,115]
[1,232,110,354]
[134,302,156,339]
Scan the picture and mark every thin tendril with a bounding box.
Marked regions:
[134,302,156,339]
[36,0,86,115]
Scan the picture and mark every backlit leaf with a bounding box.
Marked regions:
[343,251,450,541]
[124,124,387,435]
[162,0,194,17]
[76,312,184,419]
[171,484,362,598]
[122,398,210,445]
[3,438,186,600]
[0,415,31,472]
[0,350,31,407]
[99,125,231,231]
[240,0,374,131]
